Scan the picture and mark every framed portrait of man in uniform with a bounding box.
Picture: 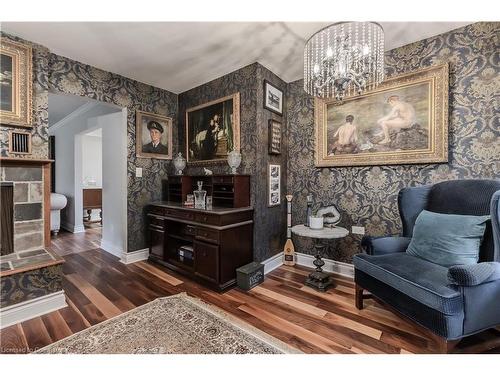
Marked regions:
[136,110,173,160]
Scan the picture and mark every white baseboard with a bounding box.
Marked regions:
[0,291,67,329]
[100,239,123,258]
[261,252,283,274]
[120,248,149,265]
[295,252,354,278]
[260,251,353,278]
[61,222,85,233]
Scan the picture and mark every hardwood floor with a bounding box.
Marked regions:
[49,226,102,257]
[1,231,499,354]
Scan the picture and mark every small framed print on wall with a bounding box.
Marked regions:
[263,80,283,116]
[268,164,281,207]
[268,119,281,155]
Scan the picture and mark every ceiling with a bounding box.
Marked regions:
[48,92,120,128]
[85,128,102,137]
[3,22,470,94]
[48,93,92,126]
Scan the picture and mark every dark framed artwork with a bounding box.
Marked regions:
[0,37,32,127]
[263,80,283,116]
[315,64,449,167]
[186,93,240,165]
[135,110,173,160]
[268,163,281,207]
[268,119,281,155]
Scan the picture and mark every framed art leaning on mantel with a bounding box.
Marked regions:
[0,37,32,127]
[315,63,449,167]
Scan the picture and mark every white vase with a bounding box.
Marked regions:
[173,152,186,175]
[309,216,324,230]
[227,150,242,174]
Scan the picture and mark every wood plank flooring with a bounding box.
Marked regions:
[1,230,499,354]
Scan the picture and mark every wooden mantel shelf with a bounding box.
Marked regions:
[0,157,54,165]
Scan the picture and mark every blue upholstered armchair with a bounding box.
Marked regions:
[353,180,500,353]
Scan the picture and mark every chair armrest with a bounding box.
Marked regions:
[361,236,411,255]
[448,262,500,286]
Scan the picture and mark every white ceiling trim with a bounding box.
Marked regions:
[48,102,98,133]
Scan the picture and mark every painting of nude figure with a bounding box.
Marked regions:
[315,64,449,167]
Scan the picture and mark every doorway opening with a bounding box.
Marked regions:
[48,93,127,258]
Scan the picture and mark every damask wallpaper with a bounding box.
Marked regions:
[0,264,62,308]
[286,22,500,263]
[178,63,288,261]
[1,32,178,252]
[48,54,178,252]
[0,33,50,159]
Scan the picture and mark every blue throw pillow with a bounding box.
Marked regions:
[406,210,490,267]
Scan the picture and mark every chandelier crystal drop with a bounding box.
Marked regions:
[304,22,385,100]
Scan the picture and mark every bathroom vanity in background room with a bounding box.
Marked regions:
[147,175,253,292]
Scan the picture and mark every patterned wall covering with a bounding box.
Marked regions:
[178,63,288,261]
[254,64,288,260]
[48,54,178,252]
[0,264,62,308]
[0,32,50,159]
[286,22,500,263]
[1,32,178,252]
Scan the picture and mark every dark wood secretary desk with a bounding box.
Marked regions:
[147,175,253,292]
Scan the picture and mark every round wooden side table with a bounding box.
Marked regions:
[291,224,349,292]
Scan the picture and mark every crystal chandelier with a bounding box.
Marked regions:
[304,22,385,100]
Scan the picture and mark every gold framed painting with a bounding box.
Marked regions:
[315,64,449,167]
[0,37,32,127]
[135,110,173,160]
[185,93,240,165]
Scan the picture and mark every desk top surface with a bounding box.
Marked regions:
[149,201,253,215]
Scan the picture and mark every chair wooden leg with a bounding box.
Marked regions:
[355,283,364,310]
[436,337,461,354]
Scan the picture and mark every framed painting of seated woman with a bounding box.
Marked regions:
[185,93,240,165]
[315,63,449,167]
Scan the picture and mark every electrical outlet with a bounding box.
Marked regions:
[135,167,143,178]
[351,226,365,235]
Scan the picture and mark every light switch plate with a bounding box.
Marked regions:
[351,226,365,235]
[135,167,143,178]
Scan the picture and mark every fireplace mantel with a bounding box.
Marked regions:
[0,157,53,165]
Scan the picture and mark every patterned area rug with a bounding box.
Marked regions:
[36,293,300,354]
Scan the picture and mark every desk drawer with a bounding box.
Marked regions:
[149,206,165,216]
[166,209,195,221]
[148,214,165,228]
[183,224,196,236]
[195,213,220,226]
[195,227,219,244]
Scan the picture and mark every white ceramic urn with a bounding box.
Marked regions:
[227,150,242,174]
[173,152,186,175]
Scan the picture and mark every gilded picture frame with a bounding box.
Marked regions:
[135,110,173,160]
[0,37,33,127]
[315,64,449,167]
[185,93,240,165]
